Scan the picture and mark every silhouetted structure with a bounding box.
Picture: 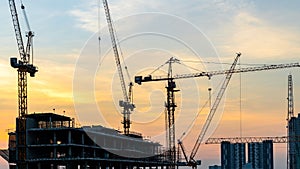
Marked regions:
[221,141,246,169]
[248,140,273,169]
[221,140,273,169]
[8,113,175,169]
[289,114,300,169]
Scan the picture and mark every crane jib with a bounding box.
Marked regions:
[134,62,300,85]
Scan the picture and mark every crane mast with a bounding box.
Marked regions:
[287,74,295,169]
[8,0,37,168]
[288,74,294,120]
[165,57,180,166]
[102,0,134,135]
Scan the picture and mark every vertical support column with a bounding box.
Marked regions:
[82,133,85,158]
[37,162,41,169]
[84,161,88,169]
[53,132,57,158]
[68,130,71,144]
[82,133,85,144]
[53,147,57,158]
[49,117,52,128]
[53,132,57,143]
[68,130,72,157]
[100,162,106,169]
[109,163,113,169]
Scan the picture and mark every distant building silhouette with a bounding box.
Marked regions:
[289,114,300,169]
[221,141,246,169]
[248,140,273,169]
[221,140,273,169]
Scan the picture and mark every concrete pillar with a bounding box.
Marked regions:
[49,117,52,128]
[53,132,56,143]
[82,133,85,144]
[53,131,57,158]
[68,130,72,144]
[54,147,57,158]
[100,162,106,169]
[66,163,75,169]
[82,147,85,158]
[93,136,96,146]
[37,162,41,169]
[68,147,72,157]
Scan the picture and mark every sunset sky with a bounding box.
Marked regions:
[1,0,300,168]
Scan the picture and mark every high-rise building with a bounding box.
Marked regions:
[289,114,300,169]
[248,142,263,169]
[221,141,246,169]
[248,140,273,169]
[262,140,273,169]
[221,140,273,169]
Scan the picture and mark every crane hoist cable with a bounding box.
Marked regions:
[177,79,224,142]
[148,57,206,77]
[106,5,132,83]
[181,60,267,66]
[239,58,243,138]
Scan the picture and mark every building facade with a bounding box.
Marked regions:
[248,142,262,169]
[221,141,246,169]
[8,113,169,169]
[248,140,273,169]
[289,114,300,169]
[221,140,273,169]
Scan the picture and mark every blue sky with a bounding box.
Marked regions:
[1,0,300,168]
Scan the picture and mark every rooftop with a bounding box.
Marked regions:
[26,112,72,122]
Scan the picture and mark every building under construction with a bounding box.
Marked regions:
[3,0,300,168]
[289,114,300,169]
[7,112,175,169]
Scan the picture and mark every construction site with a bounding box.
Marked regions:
[1,0,300,169]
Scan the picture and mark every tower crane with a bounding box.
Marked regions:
[135,55,300,168]
[8,0,38,168]
[102,0,135,135]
